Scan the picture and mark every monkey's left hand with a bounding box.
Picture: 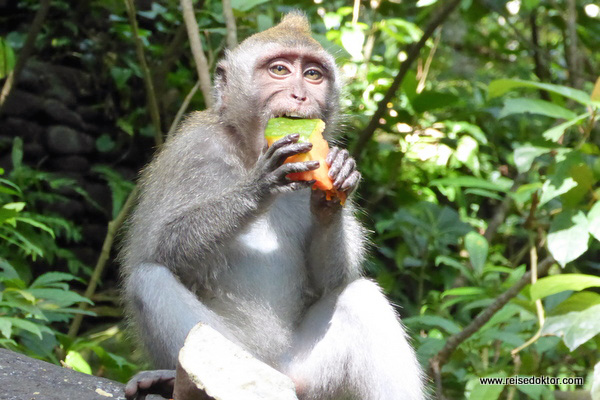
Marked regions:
[310,147,360,220]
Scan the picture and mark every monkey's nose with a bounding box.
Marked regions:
[291,93,307,102]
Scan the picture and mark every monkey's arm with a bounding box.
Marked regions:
[132,133,318,277]
[307,147,365,292]
[307,205,366,292]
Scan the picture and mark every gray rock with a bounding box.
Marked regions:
[0,348,126,400]
[46,125,95,155]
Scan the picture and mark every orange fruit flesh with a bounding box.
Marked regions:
[265,119,346,204]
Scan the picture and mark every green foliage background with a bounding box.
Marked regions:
[1,0,599,399]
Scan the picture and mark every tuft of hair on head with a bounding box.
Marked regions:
[277,10,311,34]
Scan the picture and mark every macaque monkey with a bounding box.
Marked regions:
[122,12,424,400]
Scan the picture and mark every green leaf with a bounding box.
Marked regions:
[444,121,488,144]
[4,317,44,339]
[531,274,600,300]
[31,272,78,288]
[442,287,486,297]
[513,144,552,173]
[15,217,54,237]
[539,177,578,207]
[0,208,18,224]
[429,176,509,192]
[541,303,600,351]
[467,373,506,400]
[65,350,92,374]
[488,79,591,105]
[547,211,589,267]
[542,113,590,142]
[0,318,12,338]
[464,189,503,201]
[28,289,92,307]
[0,37,16,80]
[588,202,600,242]
[403,315,462,334]
[550,292,600,315]
[464,232,488,275]
[231,0,270,12]
[435,256,474,280]
[499,98,577,120]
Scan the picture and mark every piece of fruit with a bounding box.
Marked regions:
[265,117,346,204]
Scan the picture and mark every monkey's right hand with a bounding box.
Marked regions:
[251,133,319,198]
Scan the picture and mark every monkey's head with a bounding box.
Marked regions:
[213,12,341,143]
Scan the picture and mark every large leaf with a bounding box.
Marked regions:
[541,304,600,351]
[499,98,577,120]
[488,79,591,105]
[530,274,600,300]
[542,113,590,142]
[547,211,589,266]
[464,232,488,275]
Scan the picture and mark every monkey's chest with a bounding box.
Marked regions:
[221,192,313,317]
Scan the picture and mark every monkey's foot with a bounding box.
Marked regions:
[124,369,176,400]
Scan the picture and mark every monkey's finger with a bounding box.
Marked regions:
[265,134,300,157]
[340,171,361,192]
[328,149,349,179]
[270,142,313,166]
[278,161,320,176]
[326,146,340,166]
[333,158,356,189]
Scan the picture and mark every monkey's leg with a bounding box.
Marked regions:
[283,278,424,400]
[123,263,235,400]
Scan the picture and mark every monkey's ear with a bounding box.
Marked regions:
[213,62,227,109]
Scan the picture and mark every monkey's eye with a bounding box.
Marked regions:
[269,65,291,76]
[304,69,323,81]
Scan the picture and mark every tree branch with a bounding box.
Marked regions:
[0,0,51,112]
[124,0,163,146]
[351,0,461,161]
[428,256,555,398]
[222,0,238,49]
[181,0,214,107]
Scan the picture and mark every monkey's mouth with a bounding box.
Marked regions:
[273,112,311,119]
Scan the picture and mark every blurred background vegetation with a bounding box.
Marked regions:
[0,0,599,399]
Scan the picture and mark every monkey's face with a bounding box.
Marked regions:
[253,49,332,124]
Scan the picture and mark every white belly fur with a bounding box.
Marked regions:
[205,190,314,363]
